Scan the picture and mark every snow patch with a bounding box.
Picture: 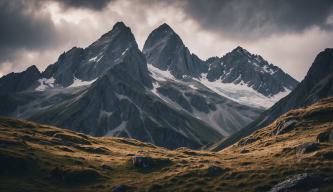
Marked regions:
[121,47,129,56]
[105,121,128,136]
[151,82,173,104]
[195,74,290,109]
[68,78,97,88]
[262,65,276,75]
[189,84,198,90]
[89,55,103,63]
[147,64,176,81]
[35,77,55,91]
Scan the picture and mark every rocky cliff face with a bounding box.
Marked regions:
[29,44,221,149]
[143,23,207,78]
[143,24,298,109]
[205,46,298,96]
[42,22,139,87]
[0,65,41,93]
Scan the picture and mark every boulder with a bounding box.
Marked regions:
[317,129,333,142]
[269,173,325,192]
[53,133,91,145]
[101,164,113,171]
[112,184,133,192]
[322,151,333,160]
[206,166,228,177]
[50,167,103,184]
[296,142,320,154]
[132,156,171,169]
[238,136,260,146]
[272,119,297,135]
[240,149,250,154]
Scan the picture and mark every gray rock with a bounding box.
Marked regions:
[317,129,333,142]
[112,185,132,192]
[322,151,333,160]
[132,156,171,169]
[240,149,250,153]
[50,167,103,184]
[270,173,325,192]
[272,119,297,135]
[238,136,260,146]
[296,142,320,154]
[206,166,227,177]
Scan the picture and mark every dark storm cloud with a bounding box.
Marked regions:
[0,0,60,63]
[178,0,333,40]
[0,0,114,64]
[54,0,114,10]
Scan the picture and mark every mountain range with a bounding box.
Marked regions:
[0,22,299,149]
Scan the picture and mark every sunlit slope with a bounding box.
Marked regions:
[1,98,333,191]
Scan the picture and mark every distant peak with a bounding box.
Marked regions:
[233,46,246,52]
[26,65,40,73]
[113,21,127,29]
[101,21,130,38]
[156,23,175,34]
[230,46,251,56]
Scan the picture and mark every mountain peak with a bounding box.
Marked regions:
[26,65,40,74]
[304,47,333,85]
[143,23,206,78]
[156,23,174,33]
[101,21,131,38]
[231,46,250,55]
[113,21,127,30]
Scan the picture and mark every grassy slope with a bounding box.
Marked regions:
[1,98,333,191]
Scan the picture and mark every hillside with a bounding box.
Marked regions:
[1,97,333,191]
[211,48,333,151]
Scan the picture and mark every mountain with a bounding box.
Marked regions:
[29,47,221,149]
[1,97,333,191]
[0,22,298,149]
[205,46,298,97]
[211,48,333,151]
[42,22,139,88]
[143,23,206,78]
[143,24,298,109]
[0,22,226,149]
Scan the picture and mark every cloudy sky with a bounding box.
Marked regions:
[1,0,333,81]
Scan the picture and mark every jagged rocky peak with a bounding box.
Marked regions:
[143,23,206,78]
[25,65,40,74]
[0,65,41,93]
[205,46,299,97]
[91,21,137,50]
[41,21,141,88]
[155,23,176,34]
[304,48,333,85]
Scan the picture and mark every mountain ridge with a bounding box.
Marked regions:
[211,48,333,151]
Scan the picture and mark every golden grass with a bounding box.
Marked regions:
[0,97,333,191]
